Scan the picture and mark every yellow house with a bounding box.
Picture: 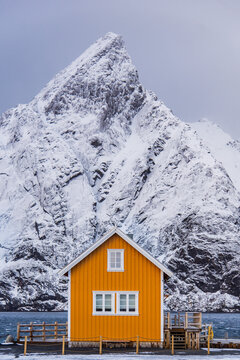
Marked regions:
[59,227,173,347]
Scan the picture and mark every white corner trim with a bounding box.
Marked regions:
[58,227,173,277]
[68,270,71,342]
[160,270,164,342]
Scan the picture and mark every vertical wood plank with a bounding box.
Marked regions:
[55,321,58,339]
[136,335,139,354]
[30,322,33,342]
[17,323,20,342]
[185,312,188,328]
[99,335,102,355]
[171,335,174,355]
[43,322,46,341]
[196,332,200,350]
[62,335,65,355]
[208,326,210,355]
[24,336,27,356]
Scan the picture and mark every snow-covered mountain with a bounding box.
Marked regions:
[191,119,240,192]
[0,32,239,312]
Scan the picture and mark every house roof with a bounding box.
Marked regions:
[58,227,173,277]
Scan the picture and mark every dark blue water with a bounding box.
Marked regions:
[0,312,67,343]
[0,312,239,343]
[202,313,240,339]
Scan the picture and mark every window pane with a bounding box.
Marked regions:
[129,294,136,312]
[108,250,124,271]
[120,294,127,311]
[105,294,112,312]
[96,294,103,312]
[110,252,116,268]
[115,252,121,268]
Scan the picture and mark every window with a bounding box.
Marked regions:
[107,249,124,271]
[117,292,139,315]
[93,291,139,316]
[93,292,115,315]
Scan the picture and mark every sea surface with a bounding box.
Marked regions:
[0,312,239,343]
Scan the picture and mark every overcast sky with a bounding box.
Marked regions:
[1,0,240,138]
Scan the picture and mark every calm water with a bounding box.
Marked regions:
[0,312,239,343]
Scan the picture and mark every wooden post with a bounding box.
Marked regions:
[17,323,20,342]
[167,331,170,349]
[208,326,210,355]
[30,322,33,342]
[185,312,188,328]
[43,322,46,341]
[199,312,202,328]
[24,336,27,356]
[167,312,171,328]
[55,321,58,339]
[192,332,195,350]
[66,321,68,338]
[171,335,174,355]
[62,335,65,355]
[196,332,200,350]
[136,335,139,354]
[99,336,102,355]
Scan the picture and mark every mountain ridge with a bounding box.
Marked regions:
[190,119,240,192]
[0,33,239,311]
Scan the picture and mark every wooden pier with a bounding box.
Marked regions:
[17,321,68,343]
[164,312,202,350]
[210,338,240,349]
[16,315,240,351]
[17,314,202,348]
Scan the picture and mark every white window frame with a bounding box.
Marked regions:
[92,291,115,315]
[107,249,124,272]
[116,291,139,316]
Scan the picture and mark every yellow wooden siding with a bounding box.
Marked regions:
[70,233,162,342]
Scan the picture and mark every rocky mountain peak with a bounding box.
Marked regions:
[0,33,239,312]
[32,32,145,131]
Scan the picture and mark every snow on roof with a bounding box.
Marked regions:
[58,227,173,277]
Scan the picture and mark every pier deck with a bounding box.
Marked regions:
[211,338,240,349]
[164,312,202,350]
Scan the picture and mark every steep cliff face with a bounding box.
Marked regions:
[191,119,240,192]
[0,32,239,311]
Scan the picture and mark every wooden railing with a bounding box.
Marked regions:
[164,312,202,329]
[187,313,202,328]
[17,321,68,342]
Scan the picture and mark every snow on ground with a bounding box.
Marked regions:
[1,352,240,359]
[202,348,240,352]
